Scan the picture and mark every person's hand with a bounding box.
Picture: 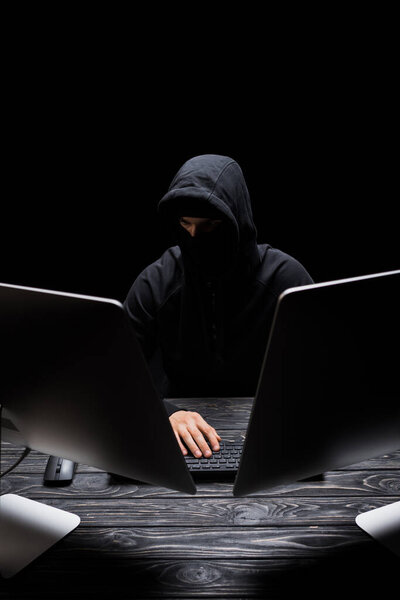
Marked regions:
[169,410,221,457]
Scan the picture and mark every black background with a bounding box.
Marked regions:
[3,17,398,303]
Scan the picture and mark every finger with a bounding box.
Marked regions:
[180,430,203,458]
[173,429,188,455]
[169,416,189,455]
[188,428,213,458]
[192,416,221,450]
[205,428,221,451]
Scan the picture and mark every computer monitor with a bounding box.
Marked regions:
[0,282,195,494]
[234,269,400,496]
[0,282,195,577]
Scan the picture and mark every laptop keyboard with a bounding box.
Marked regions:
[184,440,243,475]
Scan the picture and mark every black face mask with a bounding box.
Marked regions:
[178,222,237,278]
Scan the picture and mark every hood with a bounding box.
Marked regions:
[158,154,260,278]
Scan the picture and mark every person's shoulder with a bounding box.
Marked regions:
[128,246,183,308]
[142,246,181,276]
[256,243,314,290]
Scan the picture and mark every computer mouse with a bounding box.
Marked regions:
[43,455,76,486]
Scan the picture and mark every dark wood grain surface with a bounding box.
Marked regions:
[1,397,399,599]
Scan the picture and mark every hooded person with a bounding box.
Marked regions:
[124,154,313,458]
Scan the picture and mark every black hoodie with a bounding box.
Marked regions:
[124,155,313,415]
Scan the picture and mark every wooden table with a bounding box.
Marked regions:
[1,397,399,599]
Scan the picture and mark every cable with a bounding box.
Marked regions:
[0,447,31,478]
[0,403,31,478]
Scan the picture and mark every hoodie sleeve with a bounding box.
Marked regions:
[124,266,182,418]
[124,269,157,362]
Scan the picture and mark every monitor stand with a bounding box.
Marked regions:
[0,493,80,578]
[0,406,80,578]
[356,500,400,557]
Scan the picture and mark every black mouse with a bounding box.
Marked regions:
[44,455,76,486]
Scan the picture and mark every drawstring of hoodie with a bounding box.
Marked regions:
[204,278,225,369]
[177,271,226,372]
